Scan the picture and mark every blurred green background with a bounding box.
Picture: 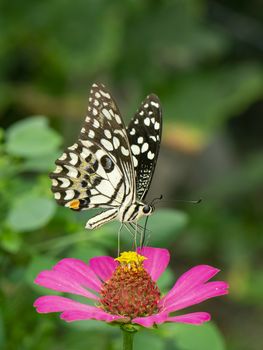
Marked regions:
[1,0,263,349]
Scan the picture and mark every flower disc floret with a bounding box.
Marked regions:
[100,251,160,318]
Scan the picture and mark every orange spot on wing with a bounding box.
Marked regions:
[69,199,80,209]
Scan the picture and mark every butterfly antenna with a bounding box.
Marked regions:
[161,198,202,205]
[150,194,163,206]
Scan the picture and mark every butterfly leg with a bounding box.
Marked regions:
[126,223,137,250]
[134,222,138,250]
[85,208,118,229]
[128,223,145,249]
[117,223,124,256]
[140,216,151,248]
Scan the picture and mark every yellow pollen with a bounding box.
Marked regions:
[115,251,147,271]
[69,199,80,209]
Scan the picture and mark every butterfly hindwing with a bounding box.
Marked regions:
[127,94,162,200]
[50,141,125,210]
[50,83,136,211]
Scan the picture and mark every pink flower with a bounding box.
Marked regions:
[33,247,229,327]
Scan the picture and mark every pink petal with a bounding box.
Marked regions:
[60,310,125,323]
[34,295,96,313]
[35,269,99,301]
[160,265,221,307]
[161,281,229,313]
[89,256,117,282]
[167,312,211,325]
[132,313,169,327]
[34,296,124,323]
[136,247,170,281]
[54,258,102,291]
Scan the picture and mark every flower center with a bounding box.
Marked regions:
[100,251,160,319]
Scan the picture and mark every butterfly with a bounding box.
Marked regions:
[50,83,162,233]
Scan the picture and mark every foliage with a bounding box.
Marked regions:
[133,323,225,350]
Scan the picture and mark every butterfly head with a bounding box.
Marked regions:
[144,194,163,215]
[142,204,154,216]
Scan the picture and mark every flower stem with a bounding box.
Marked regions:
[122,327,136,350]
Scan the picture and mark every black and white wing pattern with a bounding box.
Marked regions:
[127,94,162,200]
[50,83,136,228]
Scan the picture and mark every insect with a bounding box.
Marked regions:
[50,83,162,238]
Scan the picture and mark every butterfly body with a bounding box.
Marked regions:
[116,201,153,224]
[50,83,162,230]
[85,201,153,230]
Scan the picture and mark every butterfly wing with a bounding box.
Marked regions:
[50,83,136,211]
[127,94,162,200]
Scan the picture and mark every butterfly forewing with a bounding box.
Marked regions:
[50,83,136,211]
[127,94,162,200]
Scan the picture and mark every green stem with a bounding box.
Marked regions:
[122,328,136,350]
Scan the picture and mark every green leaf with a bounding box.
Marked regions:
[143,209,188,246]
[126,1,228,70]
[68,245,108,261]
[21,151,61,172]
[0,128,4,142]
[68,319,117,332]
[6,116,61,158]
[50,1,123,76]
[165,64,263,141]
[25,254,58,293]
[242,268,263,306]
[161,322,225,350]
[62,329,113,350]
[134,330,164,350]
[157,267,174,292]
[6,193,56,232]
[0,312,5,349]
[0,230,22,253]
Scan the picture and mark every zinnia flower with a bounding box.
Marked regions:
[33,247,228,327]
